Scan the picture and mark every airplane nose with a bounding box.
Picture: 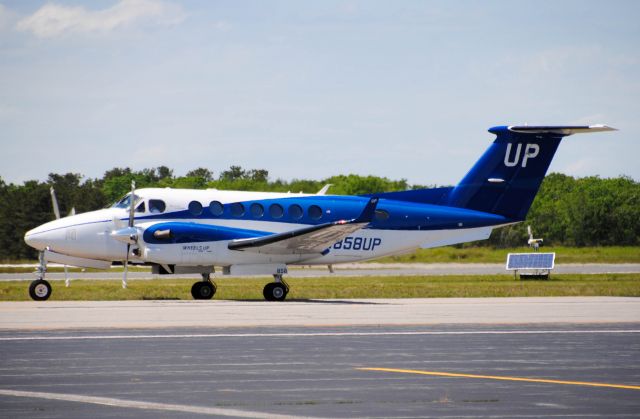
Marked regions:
[24,228,47,251]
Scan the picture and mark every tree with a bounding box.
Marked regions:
[219,166,246,182]
[186,168,214,182]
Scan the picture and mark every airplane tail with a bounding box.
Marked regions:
[446,125,615,220]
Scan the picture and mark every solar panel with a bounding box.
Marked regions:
[506,253,555,270]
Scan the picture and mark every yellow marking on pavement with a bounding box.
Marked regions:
[357,367,640,390]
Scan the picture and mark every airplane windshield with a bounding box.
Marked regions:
[111,193,140,209]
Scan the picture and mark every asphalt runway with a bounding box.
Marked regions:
[2,262,639,281]
[1,323,639,418]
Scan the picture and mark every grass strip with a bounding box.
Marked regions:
[2,246,638,274]
[1,273,638,301]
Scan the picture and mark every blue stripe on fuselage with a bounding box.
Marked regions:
[143,222,271,244]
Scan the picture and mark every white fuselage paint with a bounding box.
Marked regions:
[24,188,499,270]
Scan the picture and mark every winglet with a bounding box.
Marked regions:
[354,197,379,223]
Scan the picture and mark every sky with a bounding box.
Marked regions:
[1,0,639,187]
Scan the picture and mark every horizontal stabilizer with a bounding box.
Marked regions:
[505,125,617,136]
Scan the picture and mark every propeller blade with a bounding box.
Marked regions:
[50,187,61,220]
[64,266,70,287]
[51,187,71,286]
[123,244,130,289]
[128,180,136,228]
[118,180,138,289]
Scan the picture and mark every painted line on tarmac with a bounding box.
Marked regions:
[1,329,639,341]
[357,367,640,391]
[0,389,322,418]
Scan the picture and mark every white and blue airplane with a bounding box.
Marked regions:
[24,124,615,301]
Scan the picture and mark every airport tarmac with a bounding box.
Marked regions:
[2,262,639,281]
[1,298,639,418]
[1,322,639,418]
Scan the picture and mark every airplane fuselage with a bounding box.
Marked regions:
[25,188,509,268]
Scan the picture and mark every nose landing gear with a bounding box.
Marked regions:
[191,273,217,300]
[29,251,52,301]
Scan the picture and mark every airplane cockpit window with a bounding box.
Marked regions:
[135,202,146,213]
[209,201,224,216]
[149,199,166,213]
[111,194,140,209]
[308,205,323,220]
[188,201,203,216]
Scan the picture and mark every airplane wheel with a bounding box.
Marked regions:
[191,282,216,300]
[263,283,287,302]
[29,279,52,301]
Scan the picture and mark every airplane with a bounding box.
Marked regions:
[24,124,615,301]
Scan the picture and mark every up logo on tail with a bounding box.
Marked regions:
[504,143,540,168]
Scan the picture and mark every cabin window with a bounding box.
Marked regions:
[149,199,166,213]
[188,201,203,216]
[230,203,245,217]
[250,203,264,218]
[135,202,146,213]
[288,204,303,220]
[209,201,224,216]
[269,203,284,219]
[375,209,390,221]
[308,205,323,220]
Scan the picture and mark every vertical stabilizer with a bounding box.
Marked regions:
[446,125,615,220]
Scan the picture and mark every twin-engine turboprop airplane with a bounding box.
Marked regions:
[24,124,615,301]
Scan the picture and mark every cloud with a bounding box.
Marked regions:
[16,0,186,38]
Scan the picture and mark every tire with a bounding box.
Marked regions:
[29,280,52,301]
[263,283,287,302]
[263,283,275,301]
[191,282,202,299]
[191,282,215,300]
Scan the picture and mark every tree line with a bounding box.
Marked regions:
[0,167,638,260]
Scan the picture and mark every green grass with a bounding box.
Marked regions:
[1,246,638,274]
[2,273,639,301]
[372,246,640,264]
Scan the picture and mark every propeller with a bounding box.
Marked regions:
[109,181,139,289]
[50,187,70,287]
[123,180,137,289]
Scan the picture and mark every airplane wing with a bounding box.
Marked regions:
[228,197,378,255]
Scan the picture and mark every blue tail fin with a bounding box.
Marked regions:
[446,125,615,220]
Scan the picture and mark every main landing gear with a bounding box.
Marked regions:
[263,274,289,302]
[191,273,217,300]
[29,251,52,301]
